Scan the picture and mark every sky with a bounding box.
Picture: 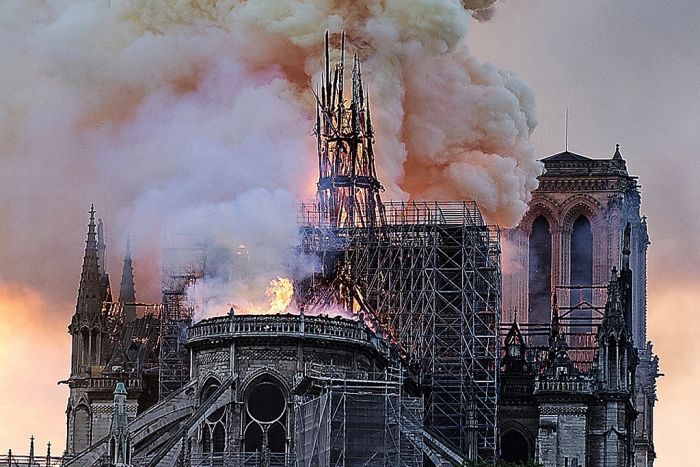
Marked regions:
[0,1,698,465]
[469,2,700,466]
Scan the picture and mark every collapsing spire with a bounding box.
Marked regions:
[315,31,385,229]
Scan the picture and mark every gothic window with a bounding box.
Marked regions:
[199,377,227,456]
[81,328,90,368]
[200,377,220,402]
[73,405,91,453]
[570,215,593,332]
[212,421,226,453]
[529,216,552,324]
[243,374,287,454]
[90,329,99,364]
[607,337,619,389]
[501,429,530,462]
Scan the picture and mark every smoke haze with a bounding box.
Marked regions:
[0,0,540,451]
[0,0,537,302]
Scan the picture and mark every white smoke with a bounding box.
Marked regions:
[0,0,538,315]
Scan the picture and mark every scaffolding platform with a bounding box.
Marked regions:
[298,200,501,461]
[293,364,423,467]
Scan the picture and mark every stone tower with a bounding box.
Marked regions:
[66,205,112,454]
[63,209,158,461]
[502,146,658,465]
[503,145,648,341]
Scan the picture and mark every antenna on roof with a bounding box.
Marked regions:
[565,108,569,151]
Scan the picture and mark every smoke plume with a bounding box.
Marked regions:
[0,0,537,315]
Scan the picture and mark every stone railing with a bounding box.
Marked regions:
[534,378,594,394]
[69,376,142,391]
[292,361,403,392]
[188,314,387,354]
[0,452,63,467]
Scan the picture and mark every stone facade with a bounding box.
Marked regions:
[181,313,395,461]
[64,208,158,460]
[499,147,658,466]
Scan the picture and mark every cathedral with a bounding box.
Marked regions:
[52,42,658,467]
[56,158,659,467]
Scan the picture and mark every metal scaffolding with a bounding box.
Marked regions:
[293,365,423,467]
[158,244,207,401]
[501,284,607,375]
[158,281,194,401]
[297,34,502,461]
[299,201,501,461]
[158,237,229,400]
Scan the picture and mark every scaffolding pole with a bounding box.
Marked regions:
[293,365,423,467]
[298,201,501,462]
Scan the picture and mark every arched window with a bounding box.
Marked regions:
[529,216,552,325]
[73,405,91,453]
[607,337,619,390]
[81,329,90,368]
[200,377,221,402]
[244,423,263,452]
[212,421,226,453]
[243,375,288,454]
[501,430,530,462]
[199,378,227,455]
[570,215,593,331]
[90,329,100,364]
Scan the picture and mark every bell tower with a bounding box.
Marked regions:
[502,146,658,464]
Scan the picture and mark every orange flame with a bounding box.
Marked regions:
[265,277,295,314]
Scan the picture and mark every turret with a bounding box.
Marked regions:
[69,205,110,375]
[119,237,137,322]
[107,382,132,467]
[597,267,636,392]
[592,257,639,466]
[619,223,634,336]
[503,318,527,374]
[544,292,578,379]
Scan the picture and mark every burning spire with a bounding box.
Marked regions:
[315,32,385,230]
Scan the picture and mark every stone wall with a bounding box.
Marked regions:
[536,404,588,467]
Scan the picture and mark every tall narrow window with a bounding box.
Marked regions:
[90,329,99,364]
[73,406,91,453]
[529,216,552,325]
[570,215,593,332]
[81,329,90,368]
